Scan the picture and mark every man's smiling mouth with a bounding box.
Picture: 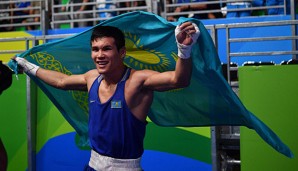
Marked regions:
[97,61,108,66]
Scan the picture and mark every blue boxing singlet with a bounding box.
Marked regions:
[88,68,147,159]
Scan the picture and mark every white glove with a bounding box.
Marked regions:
[175,23,200,59]
[15,57,39,76]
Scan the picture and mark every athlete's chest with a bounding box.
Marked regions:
[98,83,118,103]
[97,80,139,107]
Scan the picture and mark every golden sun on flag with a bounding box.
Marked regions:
[124,32,176,72]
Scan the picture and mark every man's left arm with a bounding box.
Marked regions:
[173,21,200,87]
[142,22,200,91]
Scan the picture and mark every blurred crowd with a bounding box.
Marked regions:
[0,0,296,32]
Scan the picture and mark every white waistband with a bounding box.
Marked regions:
[89,150,142,171]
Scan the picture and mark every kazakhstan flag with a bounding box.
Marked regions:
[11,11,293,158]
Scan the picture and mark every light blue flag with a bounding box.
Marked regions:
[9,11,293,158]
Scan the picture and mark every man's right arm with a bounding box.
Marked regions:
[15,57,88,91]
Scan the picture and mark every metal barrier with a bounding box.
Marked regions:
[0,0,44,31]
[1,0,297,33]
[223,19,298,84]
[162,0,292,21]
[50,0,156,29]
[0,34,73,55]
[204,19,298,171]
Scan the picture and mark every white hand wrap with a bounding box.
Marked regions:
[175,23,200,59]
[15,57,39,76]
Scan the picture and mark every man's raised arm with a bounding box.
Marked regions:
[174,21,200,87]
[142,22,200,91]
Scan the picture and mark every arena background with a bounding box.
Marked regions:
[0,9,298,171]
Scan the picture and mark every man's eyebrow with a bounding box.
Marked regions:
[102,44,113,48]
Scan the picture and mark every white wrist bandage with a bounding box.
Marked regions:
[175,23,200,59]
[15,57,39,76]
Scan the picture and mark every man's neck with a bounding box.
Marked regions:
[102,65,127,85]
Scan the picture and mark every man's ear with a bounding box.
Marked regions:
[120,47,126,59]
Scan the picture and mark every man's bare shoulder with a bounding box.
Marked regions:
[85,69,99,78]
[128,69,160,88]
[84,69,100,86]
[130,69,159,80]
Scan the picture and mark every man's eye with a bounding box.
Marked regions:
[103,47,112,51]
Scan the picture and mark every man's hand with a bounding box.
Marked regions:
[175,22,200,59]
[14,57,39,76]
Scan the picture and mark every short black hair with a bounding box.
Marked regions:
[91,25,125,51]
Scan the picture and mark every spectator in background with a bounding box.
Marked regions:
[167,0,208,21]
[52,0,69,28]
[0,0,14,31]
[118,0,146,14]
[71,0,93,27]
[206,0,223,19]
[54,0,92,28]
[125,0,146,11]
[251,0,265,16]
[266,0,290,15]
[167,0,222,21]
[96,0,117,20]
[125,1,138,10]
[226,1,251,18]
[10,1,31,26]
[23,1,41,30]
[161,0,174,16]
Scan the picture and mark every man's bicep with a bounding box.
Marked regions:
[142,70,175,91]
[61,74,88,90]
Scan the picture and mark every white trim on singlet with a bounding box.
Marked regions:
[97,68,130,83]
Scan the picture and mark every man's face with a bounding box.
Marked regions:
[91,37,125,74]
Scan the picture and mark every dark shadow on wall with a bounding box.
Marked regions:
[0,138,8,171]
[0,61,13,95]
